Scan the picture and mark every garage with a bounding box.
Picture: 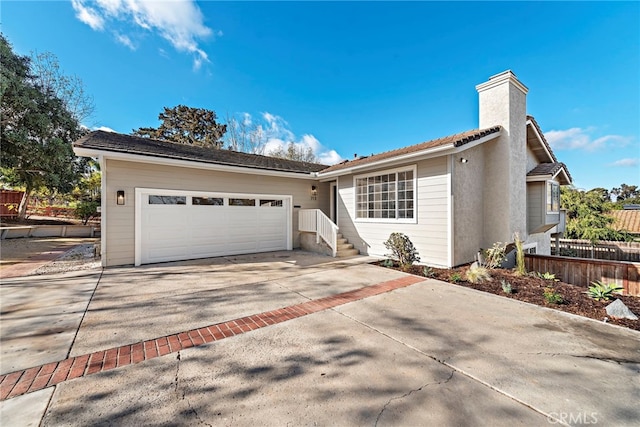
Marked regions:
[135,188,291,265]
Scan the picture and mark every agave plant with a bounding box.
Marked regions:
[586,281,623,301]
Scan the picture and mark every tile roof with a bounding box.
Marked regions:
[73,131,328,174]
[527,115,558,162]
[526,162,572,182]
[318,126,502,174]
[610,209,640,234]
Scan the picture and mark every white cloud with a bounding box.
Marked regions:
[71,0,215,69]
[238,112,344,165]
[545,127,630,151]
[71,0,105,30]
[94,126,117,132]
[607,158,639,167]
[115,33,136,50]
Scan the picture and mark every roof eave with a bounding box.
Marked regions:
[317,129,502,179]
[73,145,319,180]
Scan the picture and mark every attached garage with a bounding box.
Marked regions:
[135,189,292,265]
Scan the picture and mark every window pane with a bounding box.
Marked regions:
[192,197,223,206]
[260,199,283,207]
[229,198,256,206]
[149,195,186,205]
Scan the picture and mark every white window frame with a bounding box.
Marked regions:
[546,180,560,214]
[353,165,417,224]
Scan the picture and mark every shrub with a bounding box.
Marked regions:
[501,280,513,294]
[449,272,462,283]
[586,281,623,301]
[383,232,420,270]
[481,242,507,269]
[543,286,564,304]
[465,262,491,284]
[513,232,526,276]
[74,201,99,225]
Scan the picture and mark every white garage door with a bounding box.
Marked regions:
[136,189,291,265]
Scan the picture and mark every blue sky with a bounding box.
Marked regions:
[3,1,639,191]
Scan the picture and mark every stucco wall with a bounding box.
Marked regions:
[452,145,486,265]
[478,72,528,245]
[335,157,450,267]
[102,159,328,266]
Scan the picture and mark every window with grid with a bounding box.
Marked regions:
[355,168,415,220]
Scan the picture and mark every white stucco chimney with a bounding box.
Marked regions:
[475,70,529,246]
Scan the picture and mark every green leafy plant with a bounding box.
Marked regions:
[534,272,559,282]
[382,258,395,268]
[586,281,623,301]
[74,201,99,225]
[481,242,507,269]
[422,266,435,278]
[449,272,462,283]
[543,286,564,304]
[383,232,420,270]
[501,280,513,294]
[465,262,491,284]
[513,232,526,276]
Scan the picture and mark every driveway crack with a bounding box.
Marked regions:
[173,351,213,426]
[374,370,454,426]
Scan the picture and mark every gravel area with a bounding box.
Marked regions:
[34,244,102,275]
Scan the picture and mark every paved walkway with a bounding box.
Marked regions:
[0,237,97,278]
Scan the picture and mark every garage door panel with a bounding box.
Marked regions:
[139,190,289,265]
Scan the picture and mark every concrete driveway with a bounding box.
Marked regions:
[1,250,639,426]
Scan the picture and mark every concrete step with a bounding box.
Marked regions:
[337,238,348,245]
[337,233,343,239]
[337,243,354,250]
[336,248,359,257]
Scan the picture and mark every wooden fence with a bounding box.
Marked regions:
[525,254,640,297]
[551,239,640,262]
[0,190,23,218]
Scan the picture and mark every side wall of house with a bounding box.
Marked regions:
[336,157,450,267]
[103,159,328,266]
[452,145,486,265]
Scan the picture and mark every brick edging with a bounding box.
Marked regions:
[0,275,423,401]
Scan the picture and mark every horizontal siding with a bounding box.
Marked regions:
[103,159,327,266]
[337,157,450,267]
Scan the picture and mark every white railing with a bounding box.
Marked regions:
[298,209,339,257]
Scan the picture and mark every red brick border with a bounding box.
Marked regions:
[0,275,423,401]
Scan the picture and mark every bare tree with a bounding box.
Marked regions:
[268,142,318,163]
[224,113,266,154]
[29,51,95,123]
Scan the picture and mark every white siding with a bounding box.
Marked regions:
[103,159,327,266]
[336,157,450,267]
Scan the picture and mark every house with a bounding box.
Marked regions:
[610,208,640,236]
[73,70,572,268]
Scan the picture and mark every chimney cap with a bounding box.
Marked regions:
[476,69,528,94]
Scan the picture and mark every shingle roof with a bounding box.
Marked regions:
[610,209,640,234]
[73,131,328,174]
[318,126,502,174]
[527,162,572,182]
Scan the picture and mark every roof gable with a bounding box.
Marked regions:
[526,116,557,163]
[318,126,501,175]
[526,162,572,185]
[73,131,328,174]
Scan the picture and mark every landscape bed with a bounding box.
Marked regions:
[376,261,640,331]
